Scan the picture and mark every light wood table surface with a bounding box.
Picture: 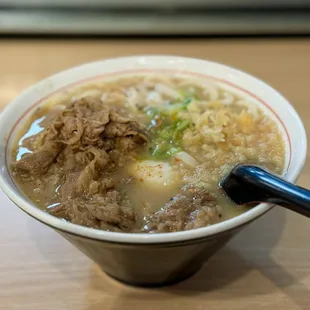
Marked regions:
[1,39,310,310]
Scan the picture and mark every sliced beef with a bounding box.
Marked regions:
[109,110,130,123]
[51,190,136,232]
[45,97,147,151]
[59,147,110,200]
[76,147,110,194]
[13,97,149,232]
[60,171,80,200]
[56,99,110,149]
[143,187,221,233]
[14,97,147,177]
[61,116,84,145]
[143,194,191,233]
[101,119,148,144]
[14,141,62,176]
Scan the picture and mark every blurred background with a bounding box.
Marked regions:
[0,0,310,35]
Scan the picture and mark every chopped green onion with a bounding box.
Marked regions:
[183,97,192,105]
[176,119,190,131]
[143,92,193,160]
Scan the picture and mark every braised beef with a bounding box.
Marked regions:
[14,141,63,176]
[143,187,221,233]
[51,191,136,232]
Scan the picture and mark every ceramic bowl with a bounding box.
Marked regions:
[0,56,307,287]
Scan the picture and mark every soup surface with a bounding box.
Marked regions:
[11,73,286,233]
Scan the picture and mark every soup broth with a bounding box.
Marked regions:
[11,73,285,233]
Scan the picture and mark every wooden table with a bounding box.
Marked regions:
[1,39,310,310]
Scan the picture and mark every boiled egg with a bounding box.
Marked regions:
[128,160,176,189]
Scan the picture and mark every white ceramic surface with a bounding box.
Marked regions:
[0,56,307,244]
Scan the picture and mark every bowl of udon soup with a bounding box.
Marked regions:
[0,56,306,286]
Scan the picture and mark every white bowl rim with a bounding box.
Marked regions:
[0,55,307,244]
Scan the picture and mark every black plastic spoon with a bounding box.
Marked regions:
[220,164,310,217]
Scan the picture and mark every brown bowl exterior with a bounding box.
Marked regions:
[56,224,246,287]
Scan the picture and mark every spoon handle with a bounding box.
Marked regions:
[221,165,310,218]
